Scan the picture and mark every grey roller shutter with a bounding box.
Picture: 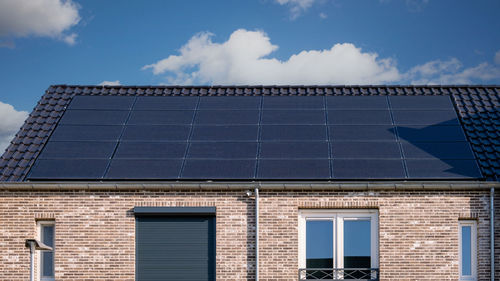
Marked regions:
[135,209,215,281]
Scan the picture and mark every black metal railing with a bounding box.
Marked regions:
[298,268,379,280]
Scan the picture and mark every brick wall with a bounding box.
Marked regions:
[0,188,497,281]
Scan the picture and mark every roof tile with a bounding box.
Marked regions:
[1,85,498,181]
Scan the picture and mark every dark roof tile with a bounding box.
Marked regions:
[1,85,499,181]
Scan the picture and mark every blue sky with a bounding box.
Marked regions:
[0,0,499,151]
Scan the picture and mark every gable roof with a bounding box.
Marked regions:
[0,85,498,182]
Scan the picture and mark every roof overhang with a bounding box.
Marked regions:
[1,181,498,191]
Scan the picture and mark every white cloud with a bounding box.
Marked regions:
[99,80,121,86]
[495,50,500,65]
[406,58,500,84]
[0,101,28,153]
[143,29,401,85]
[319,12,328,19]
[275,0,316,19]
[0,0,80,45]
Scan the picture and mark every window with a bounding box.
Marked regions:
[299,210,378,280]
[38,221,55,281]
[459,221,477,281]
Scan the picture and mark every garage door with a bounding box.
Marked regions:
[135,207,216,281]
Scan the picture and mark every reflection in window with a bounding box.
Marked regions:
[306,220,333,268]
[459,221,476,281]
[40,222,55,280]
[344,220,371,279]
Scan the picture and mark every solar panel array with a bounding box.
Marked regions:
[27,95,482,180]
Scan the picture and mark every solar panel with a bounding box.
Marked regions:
[389,96,453,109]
[182,160,256,179]
[329,125,396,141]
[327,96,389,109]
[262,110,326,124]
[187,142,258,158]
[260,142,329,159]
[122,125,191,141]
[68,96,135,110]
[392,110,459,125]
[28,159,109,179]
[114,142,187,159]
[128,111,195,125]
[331,142,401,158]
[191,125,258,141]
[401,141,475,159]
[195,110,259,125]
[28,95,482,180]
[198,96,260,109]
[106,159,183,179]
[38,141,116,159]
[59,110,129,125]
[261,125,327,141]
[263,96,324,109]
[327,110,392,125]
[405,159,482,179]
[50,125,123,141]
[397,125,466,141]
[332,159,405,179]
[135,96,198,110]
[257,159,331,179]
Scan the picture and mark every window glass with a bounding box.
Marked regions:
[306,220,333,268]
[344,220,371,268]
[461,225,472,276]
[40,224,55,279]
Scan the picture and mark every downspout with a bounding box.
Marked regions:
[491,187,495,281]
[255,187,259,281]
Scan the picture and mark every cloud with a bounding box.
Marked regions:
[319,12,328,19]
[495,50,500,65]
[0,0,80,45]
[0,101,28,153]
[99,80,121,86]
[406,58,500,84]
[275,0,316,19]
[143,29,401,85]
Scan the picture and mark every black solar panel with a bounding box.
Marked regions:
[27,95,482,180]
[60,110,129,125]
[68,96,135,110]
[128,111,195,125]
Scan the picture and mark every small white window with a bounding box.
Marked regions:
[299,209,379,280]
[38,221,55,281]
[459,220,477,281]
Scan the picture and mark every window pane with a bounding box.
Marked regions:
[41,225,54,278]
[42,225,54,247]
[344,220,371,268]
[461,226,472,276]
[42,251,54,277]
[306,220,333,268]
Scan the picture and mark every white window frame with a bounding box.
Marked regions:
[37,220,55,281]
[459,220,477,281]
[298,209,379,270]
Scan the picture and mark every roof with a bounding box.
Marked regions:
[0,85,499,182]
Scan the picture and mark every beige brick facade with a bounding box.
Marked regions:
[0,186,498,280]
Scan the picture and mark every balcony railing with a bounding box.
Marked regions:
[298,268,379,281]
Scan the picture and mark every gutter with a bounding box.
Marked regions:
[1,181,499,191]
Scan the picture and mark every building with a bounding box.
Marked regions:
[0,85,498,281]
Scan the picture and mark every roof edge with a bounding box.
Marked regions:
[1,181,498,191]
[50,84,500,88]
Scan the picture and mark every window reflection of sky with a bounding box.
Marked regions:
[344,220,371,257]
[306,220,333,259]
[462,226,471,275]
